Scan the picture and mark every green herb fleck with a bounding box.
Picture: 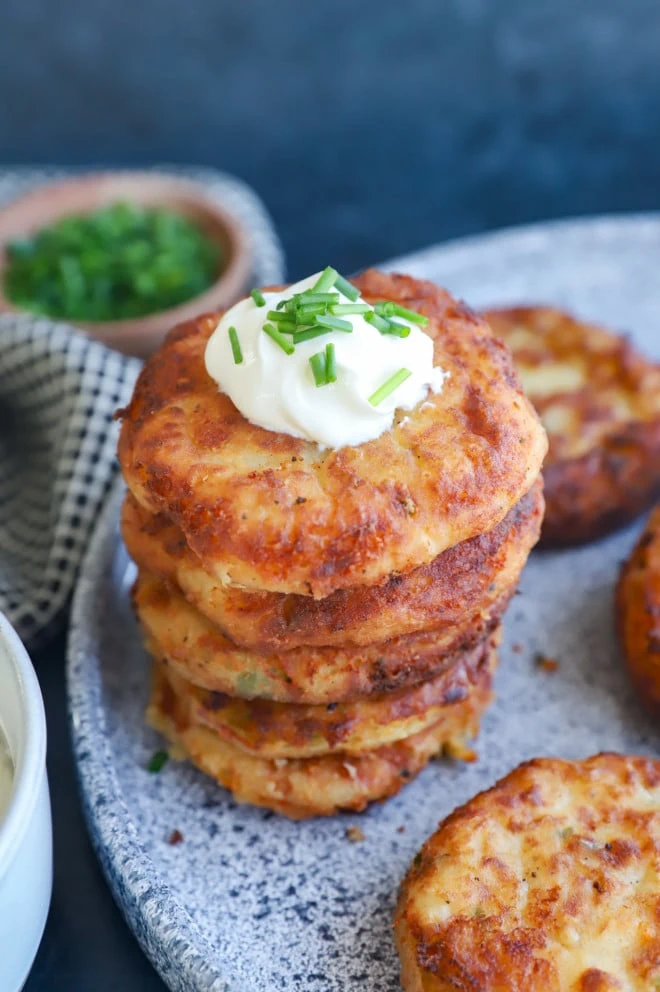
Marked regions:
[309,351,328,387]
[368,368,412,406]
[334,273,360,301]
[250,288,266,307]
[325,342,337,383]
[312,266,339,293]
[228,325,243,364]
[263,322,295,355]
[147,750,169,773]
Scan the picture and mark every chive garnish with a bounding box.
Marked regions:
[312,266,338,293]
[309,351,328,386]
[368,368,412,406]
[147,750,169,773]
[330,303,370,316]
[315,314,353,332]
[267,310,300,328]
[228,325,243,364]
[364,311,391,333]
[385,319,411,338]
[250,288,266,307]
[263,322,295,355]
[293,292,339,305]
[334,274,360,301]
[374,301,396,317]
[297,302,326,318]
[391,303,429,326]
[325,342,337,383]
[293,327,330,344]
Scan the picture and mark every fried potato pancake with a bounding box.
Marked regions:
[395,753,660,992]
[134,569,510,704]
[146,647,495,818]
[154,631,498,759]
[616,506,660,715]
[118,270,546,597]
[122,481,542,651]
[485,306,660,546]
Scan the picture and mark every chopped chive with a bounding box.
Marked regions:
[297,302,327,318]
[273,320,298,334]
[325,342,337,383]
[385,319,411,338]
[267,309,295,323]
[330,303,370,316]
[275,299,288,310]
[315,314,353,332]
[309,351,328,386]
[293,327,331,344]
[368,368,412,406]
[334,274,360,301]
[250,288,266,307]
[293,292,340,305]
[312,266,338,293]
[364,310,392,333]
[391,303,429,326]
[374,301,396,317]
[263,322,295,355]
[147,750,169,773]
[228,325,243,364]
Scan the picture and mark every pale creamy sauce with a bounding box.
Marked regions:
[0,729,13,823]
[205,272,447,449]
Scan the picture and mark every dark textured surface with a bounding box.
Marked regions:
[5,0,660,988]
[4,0,660,279]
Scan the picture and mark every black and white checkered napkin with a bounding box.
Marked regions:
[0,166,285,646]
[0,315,141,645]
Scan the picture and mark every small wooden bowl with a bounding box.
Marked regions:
[0,172,252,357]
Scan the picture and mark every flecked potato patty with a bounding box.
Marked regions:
[122,481,543,652]
[152,630,498,759]
[118,270,546,597]
[395,753,660,992]
[485,305,660,546]
[616,506,660,715]
[134,568,510,704]
[146,642,496,819]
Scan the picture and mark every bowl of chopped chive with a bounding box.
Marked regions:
[0,172,252,356]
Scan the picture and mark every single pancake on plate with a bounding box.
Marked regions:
[395,753,660,992]
[146,637,497,818]
[150,630,499,759]
[484,305,660,546]
[134,569,507,704]
[616,505,660,715]
[118,270,546,597]
[122,480,543,651]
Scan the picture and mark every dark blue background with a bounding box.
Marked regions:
[5,0,660,986]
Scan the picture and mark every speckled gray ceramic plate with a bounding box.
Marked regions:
[68,214,660,992]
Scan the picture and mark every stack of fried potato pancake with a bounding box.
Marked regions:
[117,270,547,819]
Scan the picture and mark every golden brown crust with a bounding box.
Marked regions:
[395,753,660,992]
[485,306,660,547]
[154,631,499,759]
[146,645,496,819]
[616,506,660,715]
[133,568,510,704]
[118,271,546,597]
[122,481,543,651]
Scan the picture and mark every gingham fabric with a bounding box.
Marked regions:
[0,316,141,645]
[0,166,285,646]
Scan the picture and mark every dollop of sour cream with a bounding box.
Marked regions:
[205,272,447,449]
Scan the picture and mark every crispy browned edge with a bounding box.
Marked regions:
[116,272,546,597]
[122,479,543,653]
[616,506,660,715]
[393,753,660,992]
[485,305,660,548]
[147,644,497,819]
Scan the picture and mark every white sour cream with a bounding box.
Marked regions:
[205,272,447,449]
[0,729,13,823]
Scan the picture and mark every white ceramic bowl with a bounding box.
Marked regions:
[0,613,52,990]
